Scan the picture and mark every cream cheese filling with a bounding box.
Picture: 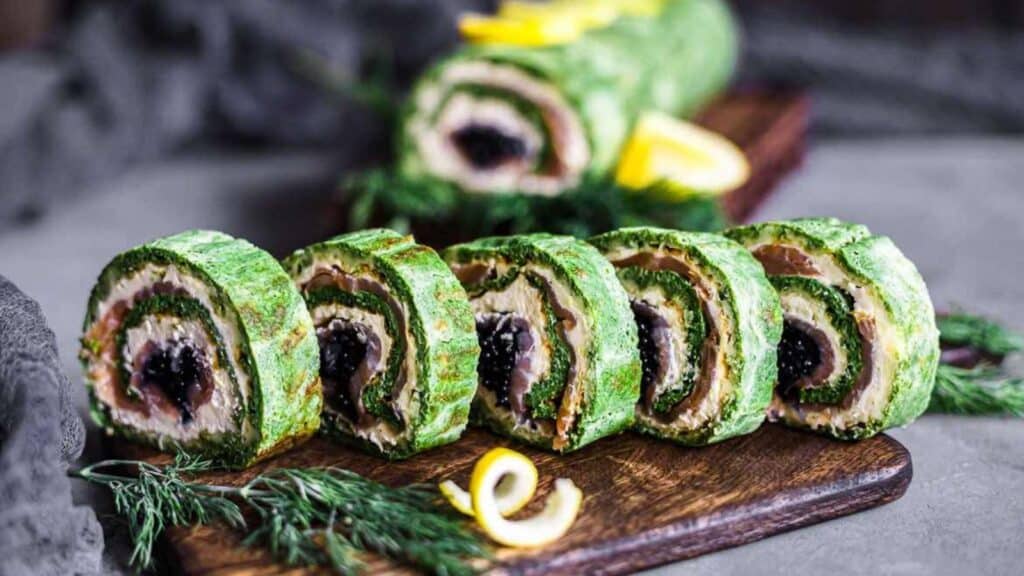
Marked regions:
[88,264,252,443]
[408,61,589,196]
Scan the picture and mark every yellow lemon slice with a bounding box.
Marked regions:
[469,448,583,548]
[439,450,537,518]
[502,1,619,30]
[459,12,581,46]
[615,111,750,200]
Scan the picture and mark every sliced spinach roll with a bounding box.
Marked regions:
[283,230,479,458]
[80,231,321,468]
[590,227,782,445]
[399,0,737,196]
[726,218,940,439]
[443,234,641,452]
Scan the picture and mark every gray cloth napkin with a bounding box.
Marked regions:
[0,275,102,576]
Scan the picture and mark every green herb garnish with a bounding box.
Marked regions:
[70,454,487,575]
[342,170,728,244]
[937,311,1024,357]
[930,365,1024,416]
[928,311,1024,416]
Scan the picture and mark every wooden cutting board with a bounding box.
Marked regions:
[115,92,827,574]
[112,423,909,575]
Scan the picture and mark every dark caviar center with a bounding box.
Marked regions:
[632,301,662,400]
[318,321,368,421]
[778,320,822,395]
[476,313,527,408]
[451,124,528,169]
[140,339,208,424]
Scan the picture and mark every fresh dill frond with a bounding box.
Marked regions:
[240,468,485,576]
[937,311,1024,357]
[341,169,728,245]
[70,457,487,575]
[929,364,1024,416]
[928,311,1024,416]
[72,453,244,570]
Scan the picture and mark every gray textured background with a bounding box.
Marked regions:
[1,138,1021,574]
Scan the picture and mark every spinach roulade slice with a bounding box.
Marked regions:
[284,230,479,458]
[443,234,641,452]
[400,0,738,196]
[727,218,940,439]
[80,231,322,467]
[590,228,782,445]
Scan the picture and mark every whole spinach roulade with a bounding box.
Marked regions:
[590,227,782,445]
[726,218,940,439]
[283,230,480,458]
[443,234,641,452]
[399,0,738,196]
[80,231,322,467]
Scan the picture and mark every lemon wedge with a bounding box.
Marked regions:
[439,450,537,517]
[459,12,581,46]
[439,447,583,548]
[615,111,750,200]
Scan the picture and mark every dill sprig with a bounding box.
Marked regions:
[72,454,243,570]
[928,311,1024,416]
[937,311,1024,357]
[238,467,486,575]
[70,456,487,575]
[929,364,1024,416]
[341,169,728,246]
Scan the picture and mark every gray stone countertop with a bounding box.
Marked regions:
[1,139,1021,575]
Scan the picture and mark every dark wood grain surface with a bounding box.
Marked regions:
[696,90,809,223]
[112,423,909,575]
